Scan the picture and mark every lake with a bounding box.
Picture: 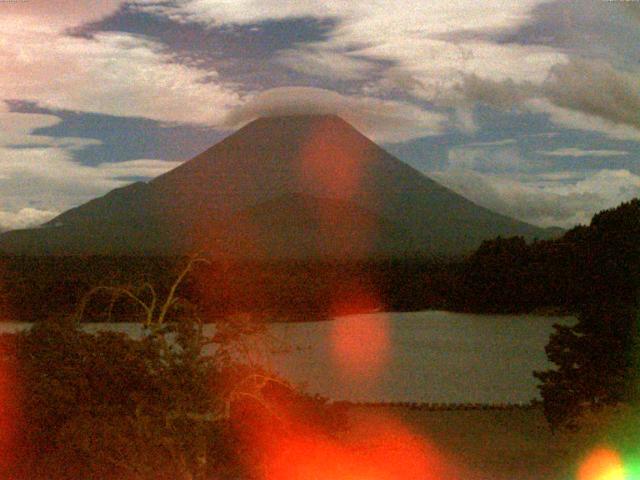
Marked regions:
[0,311,574,404]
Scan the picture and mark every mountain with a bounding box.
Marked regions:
[0,115,558,257]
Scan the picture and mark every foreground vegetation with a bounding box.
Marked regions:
[350,402,640,480]
[0,259,345,479]
[1,201,638,322]
[0,199,639,477]
[0,316,351,479]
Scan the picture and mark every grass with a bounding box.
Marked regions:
[343,404,618,480]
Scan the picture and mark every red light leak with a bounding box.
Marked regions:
[578,447,625,480]
[0,337,20,474]
[261,411,462,480]
[206,117,461,479]
[330,284,389,381]
[298,117,366,201]
[297,117,380,258]
[331,313,390,381]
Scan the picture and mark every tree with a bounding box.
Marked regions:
[0,256,342,479]
[2,311,225,479]
[534,199,640,430]
[534,303,637,430]
[459,236,534,312]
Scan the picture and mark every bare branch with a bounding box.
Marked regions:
[157,255,209,325]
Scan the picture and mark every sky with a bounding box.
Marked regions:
[0,0,639,231]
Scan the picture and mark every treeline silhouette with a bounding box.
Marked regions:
[534,199,640,429]
[1,199,638,322]
[0,256,450,322]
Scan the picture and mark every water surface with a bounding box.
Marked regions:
[0,311,574,404]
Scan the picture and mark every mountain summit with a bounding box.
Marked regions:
[0,114,556,257]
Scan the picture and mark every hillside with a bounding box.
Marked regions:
[0,115,557,257]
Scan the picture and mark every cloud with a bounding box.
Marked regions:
[135,0,542,33]
[8,0,126,30]
[433,135,640,227]
[0,145,124,211]
[463,139,517,148]
[131,0,352,25]
[0,102,182,230]
[275,45,377,81]
[0,20,242,126]
[0,208,59,232]
[0,150,181,231]
[223,87,448,143]
[446,143,525,173]
[526,98,640,142]
[449,58,640,140]
[542,59,640,132]
[537,148,629,158]
[137,1,561,94]
[523,132,560,138]
[431,168,640,228]
[0,102,101,150]
[95,159,183,178]
[451,74,535,110]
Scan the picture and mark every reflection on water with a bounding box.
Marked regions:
[0,311,575,404]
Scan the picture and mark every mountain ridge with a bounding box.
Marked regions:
[0,114,559,257]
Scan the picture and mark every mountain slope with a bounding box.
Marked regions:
[0,115,557,257]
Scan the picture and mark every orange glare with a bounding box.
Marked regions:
[296,116,381,259]
[298,117,367,200]
[578,447,625,480]
[331,312,390,381]
[0,337,20,475]
[261,412,461,480]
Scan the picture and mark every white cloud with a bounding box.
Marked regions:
[431,168,640,228]
[526,98,640,142]
[7,0,126,31]
[0,102,101,150]
[447,59,640,141]
[0,208,59,232]
[0,146,126,212]
[0,151,182,231]
[0,21,242,126]
[224,87,447,143]
[523,132,560,139]
[275,45,377,81]
[463,139,517,148]
[447,144,525,172]
[136,1,564,105]
[452,107,478,134]
[433,133,640,227]
[96,159,183,178]
[538,148,629,158]
[131,0,354,25]
[0,102,182,231]
[542,59,640,131]
[135,0,542,34]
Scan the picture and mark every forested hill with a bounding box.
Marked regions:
[448,198,640,313]
[0,199,638,322]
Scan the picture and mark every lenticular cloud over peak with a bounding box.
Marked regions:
[224,87,447,144]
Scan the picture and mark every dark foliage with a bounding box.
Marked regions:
[534,199,640,430]
[0,317,233,479]
[0,312,345,479]
[0,255,456,322]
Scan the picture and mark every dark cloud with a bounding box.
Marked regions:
[72,6,339,90]
[490,0,640,69]
[11,103,225,166]
[543,59,640,131]
[452,58,640,138]
[453,75,533,111]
